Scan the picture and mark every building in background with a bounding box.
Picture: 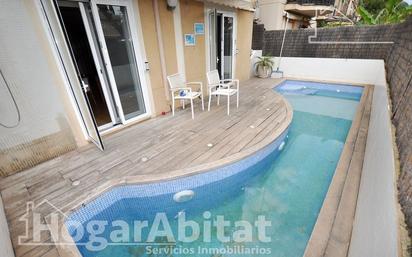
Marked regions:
[255,0,359,30]
[0,0,255,177]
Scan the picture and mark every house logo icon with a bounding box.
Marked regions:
[18,199,70,246]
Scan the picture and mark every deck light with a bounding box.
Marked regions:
[278,141,286,151]
[173,190,195,203]
[167,0,177,10]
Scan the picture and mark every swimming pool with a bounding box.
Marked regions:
[66,80,363,257]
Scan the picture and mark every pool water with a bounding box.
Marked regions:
[69,80,362,257]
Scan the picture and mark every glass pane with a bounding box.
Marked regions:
[223,16,233,79]
[58,3,112,127]
[97,4,145,120]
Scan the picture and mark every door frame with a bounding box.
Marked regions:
[36,0,105,150]
[78,2,119,129]
[219,11,236,79]
[205,7,237,79]
[90,0,152,125]
[35,0,153,146]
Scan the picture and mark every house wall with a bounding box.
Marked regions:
[137,0,170,115]
[180,0,207,85]
[0,0,79,177]
[256,0,287,30]
[158,0,179,76]
[235,9,254,81]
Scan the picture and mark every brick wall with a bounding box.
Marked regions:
[388,18,412,231]
[252,22,265,50]
[255,23,397,59]
[253,17,412,231]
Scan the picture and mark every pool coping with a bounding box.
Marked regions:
[48,78,371,257]
[47,80,293,257]
[300,81,374,257]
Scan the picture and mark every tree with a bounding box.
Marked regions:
[357,0,412,24]
[360,0,386,15]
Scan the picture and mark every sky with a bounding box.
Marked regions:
[405,0,412,4]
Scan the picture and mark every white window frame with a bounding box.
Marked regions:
[91,0,152,125]
[205,7,237,79]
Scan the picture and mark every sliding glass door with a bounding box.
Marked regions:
[41,0,150,149]
[208,10,236,80]
[222,15,234,79]
[91,0,146,123]
[208,9,217,71]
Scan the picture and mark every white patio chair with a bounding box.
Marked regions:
[167,73,204,119]
[206,70,239,115]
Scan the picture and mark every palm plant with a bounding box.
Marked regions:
[357,0,412,24]
[254,56,274,78]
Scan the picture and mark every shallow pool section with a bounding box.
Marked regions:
[67,80,362,257]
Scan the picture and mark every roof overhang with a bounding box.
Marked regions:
[197,0,256,11]
[285,4,334,17]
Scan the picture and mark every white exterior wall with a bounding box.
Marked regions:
[250,55,399,257]
[256,0,287,30]
[0,0,74,149]
[0,195,14,257]
[0,0,83,176]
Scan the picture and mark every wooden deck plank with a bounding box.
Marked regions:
[0,78,292,257]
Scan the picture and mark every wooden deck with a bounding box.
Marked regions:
[0,78,292,257]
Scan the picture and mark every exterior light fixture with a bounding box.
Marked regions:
[167,0,177,10]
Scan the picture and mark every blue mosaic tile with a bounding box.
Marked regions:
[66,128,289,234]
[275,80,364,94]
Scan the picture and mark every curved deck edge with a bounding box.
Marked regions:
[50,89,293,257]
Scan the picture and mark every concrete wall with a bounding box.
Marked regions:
[349,61,399,257]
[387,18,412,238]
